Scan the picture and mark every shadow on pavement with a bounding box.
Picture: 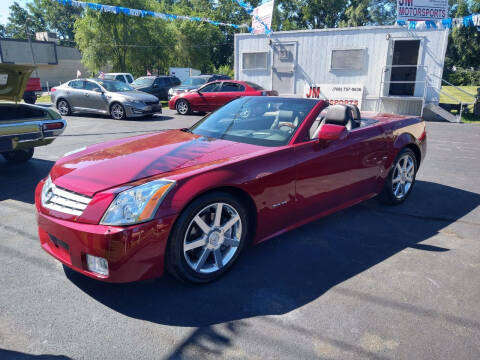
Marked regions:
[65,112,173,122]
[0,349,71,360]
[0,158,54,203]
[66,181,480,329]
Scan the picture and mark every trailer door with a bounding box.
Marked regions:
[272,42,296,95]
[388,40,421,96]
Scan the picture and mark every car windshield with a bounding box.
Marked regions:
[183,77,207,86]
[98,80,134,92]
[190,97,318,147]
[132,77,154,86]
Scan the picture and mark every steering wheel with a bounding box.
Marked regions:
[239,107,251,118]
[278,122,296,130]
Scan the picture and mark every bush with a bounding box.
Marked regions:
[444,69,480,86]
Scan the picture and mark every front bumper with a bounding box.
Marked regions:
[125,104,162,118]
[37,211,176,283]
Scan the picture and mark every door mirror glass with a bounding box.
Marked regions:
[316,124,348,141]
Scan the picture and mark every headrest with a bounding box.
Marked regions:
[278,110,294,122]
[325,105,353,126]
[346,104,361,120]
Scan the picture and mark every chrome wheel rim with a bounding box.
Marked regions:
[392,154,415,199]
[58,101,69,115]
[177,101,188,114]
[183,202,242,274]
[111,104,124,119]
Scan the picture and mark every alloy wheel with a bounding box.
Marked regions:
[176,100,189,115]
[57,100,69,115]
[391,153,415,200]
[183,202,242,274]
[111,104,125,120]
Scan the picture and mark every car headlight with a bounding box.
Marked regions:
[168,88,174,95]
[41,175,53,207]
[100,179,175,226]
[126,100,144,105]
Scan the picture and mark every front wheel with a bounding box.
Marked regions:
[57,99,71,116]
[110,103,126,120]
[379,148,417,205]
[2,148,34,163]
[166,192,249,283]
[176,99,191,115]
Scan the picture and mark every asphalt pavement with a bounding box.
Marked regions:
[0,109,479,359]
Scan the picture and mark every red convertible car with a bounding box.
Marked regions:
[168,80,278,115]
[35,97,426,283]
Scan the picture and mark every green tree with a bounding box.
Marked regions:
[27,0,83,44]
[300,0,348,28]
[75,0,177,75]
[5,2,44,39]
[340,0,370,27]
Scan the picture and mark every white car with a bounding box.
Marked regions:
[103,73,134,84]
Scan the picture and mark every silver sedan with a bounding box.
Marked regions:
[51,79,162,120]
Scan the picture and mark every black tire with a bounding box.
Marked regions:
[176,99,191,115]
[166,191,249,283]
[57,99,71,116]
[110,103,126,120]
[379,148,418,205]
[24,96,36,104]
[2,148,34,163]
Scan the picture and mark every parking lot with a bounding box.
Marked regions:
[1,108,479,359]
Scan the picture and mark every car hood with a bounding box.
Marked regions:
[50,129,267,196]
[114,91,158,102]
[0,64,36,102]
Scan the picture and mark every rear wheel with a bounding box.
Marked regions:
[380,148,417,205]
[2,148,34,163]
[57,99,71,115]
[166,192,249,283]
[176,99,191,115]
[110,103,126,120]
[24,96,36,104]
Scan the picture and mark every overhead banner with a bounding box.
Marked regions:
[252,0,274,35]
[397,0,449,22]
[304,84,364,109]
[55,0,252,31]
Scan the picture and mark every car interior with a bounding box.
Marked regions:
[309,104,378,139]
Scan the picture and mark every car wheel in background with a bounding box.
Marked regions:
[24,96,36,104]
[110,103,126,120]
[2,148,34,163]
[166,191,249,283]
[57,99,71,116]
[380,148,417,205]
[176,99,191,115]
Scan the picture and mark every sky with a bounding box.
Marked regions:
[0,0,28,25]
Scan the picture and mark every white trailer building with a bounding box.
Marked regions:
[234,26,450,118]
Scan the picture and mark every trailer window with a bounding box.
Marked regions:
[242,52,268,70]
[331,49,365,70]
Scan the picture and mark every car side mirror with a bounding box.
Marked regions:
[316,124,348,141]
[153,84,158,88]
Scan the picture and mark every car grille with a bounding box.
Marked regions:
[145,101,159,106]
[43,182,92,216]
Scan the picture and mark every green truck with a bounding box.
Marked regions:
[0,64,66,164]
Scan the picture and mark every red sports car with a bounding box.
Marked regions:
[35,97,426,283]
[168,80,278,115]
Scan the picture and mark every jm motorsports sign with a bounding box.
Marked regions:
[397,0,449,22]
